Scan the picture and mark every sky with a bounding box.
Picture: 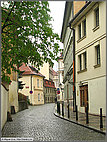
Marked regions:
[49,1,65,72]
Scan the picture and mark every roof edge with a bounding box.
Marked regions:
[69,1,92,27]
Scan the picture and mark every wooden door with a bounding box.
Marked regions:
[80,85,88,112]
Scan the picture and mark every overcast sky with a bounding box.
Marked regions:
[49,1,65,71]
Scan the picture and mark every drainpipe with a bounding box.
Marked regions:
[69,25,76,112]
[31,75,32,104]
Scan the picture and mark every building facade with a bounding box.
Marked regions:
[43,79,56,103]
[69,1,106,115]
[39,62,50,80]
[57,53,64,101]
[19,63,45,105]
[52,69,59,89]
[61,1,86,109]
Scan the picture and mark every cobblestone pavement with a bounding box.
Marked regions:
[2,103,106,141]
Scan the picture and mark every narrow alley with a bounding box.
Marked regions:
[2,103,105,141]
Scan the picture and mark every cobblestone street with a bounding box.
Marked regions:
[2,103,106,141]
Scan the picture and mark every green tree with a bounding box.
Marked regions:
[1,1,61,83]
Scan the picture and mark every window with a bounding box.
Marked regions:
[38,93,40,101]
[96,45,100,65]
[82,19,86,36]
[78,24,81,39]
[37,79,39,88]
[79,54,82,71]
[41,94,43,101]
[83,52,87,69]
[95,7,99,27]
[41,80,42,88]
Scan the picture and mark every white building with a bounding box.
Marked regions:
[69,1,106,115]
[57,53,64,101]
[61,1,86,110]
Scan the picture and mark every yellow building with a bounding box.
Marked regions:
[19,63,45,105]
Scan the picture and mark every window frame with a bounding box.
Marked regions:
[37,79,39,88]
[83,52,87,69]
[41,80,42,88]
[95,7,99,27]
[82,19,86,37]
[78,23,81,39]
[79,54,82,71]
[38,93,40,101]
[96,44,100,65]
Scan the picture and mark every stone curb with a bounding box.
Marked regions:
[54,112,106,135]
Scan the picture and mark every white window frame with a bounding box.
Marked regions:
[41,80,42,88]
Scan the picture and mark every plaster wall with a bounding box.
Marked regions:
[74,1,106,115]
[1,85,8,130]
[9,81,19,113]
[40,62,49,80]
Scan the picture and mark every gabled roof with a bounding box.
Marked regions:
[19,63,45,78]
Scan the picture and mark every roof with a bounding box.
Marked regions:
[19,63,45,78]
[52,69,58,76]
[44,79,56,88]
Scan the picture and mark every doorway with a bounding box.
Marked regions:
[80,85,88,112]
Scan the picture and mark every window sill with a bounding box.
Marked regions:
[92,25,100,32]
[94,64,101,68]
[77,68,87,74]
[77,35,86,43]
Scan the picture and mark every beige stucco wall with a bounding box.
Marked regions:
[1,85,9,130]
[74,1,106,115]
[19,75,31,97]
[32,75,44,105]
[40,62,49,80]
[53,75,58,88]
[19,75,44,105]
[73,1,86,16]
[9,81,19,113]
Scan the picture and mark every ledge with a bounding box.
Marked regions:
[94,64,101,68]
[92,26,100,32]
[77,35,86,43]
[77,68,87,74]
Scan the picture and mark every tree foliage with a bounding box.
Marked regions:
[1,1,61,83]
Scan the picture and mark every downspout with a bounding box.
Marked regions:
[69,26,76,112]
[31,75,32,104]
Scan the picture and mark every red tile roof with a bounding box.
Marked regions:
[19,63,45,78]
[52,68,58,76]
[44,79,56,88]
